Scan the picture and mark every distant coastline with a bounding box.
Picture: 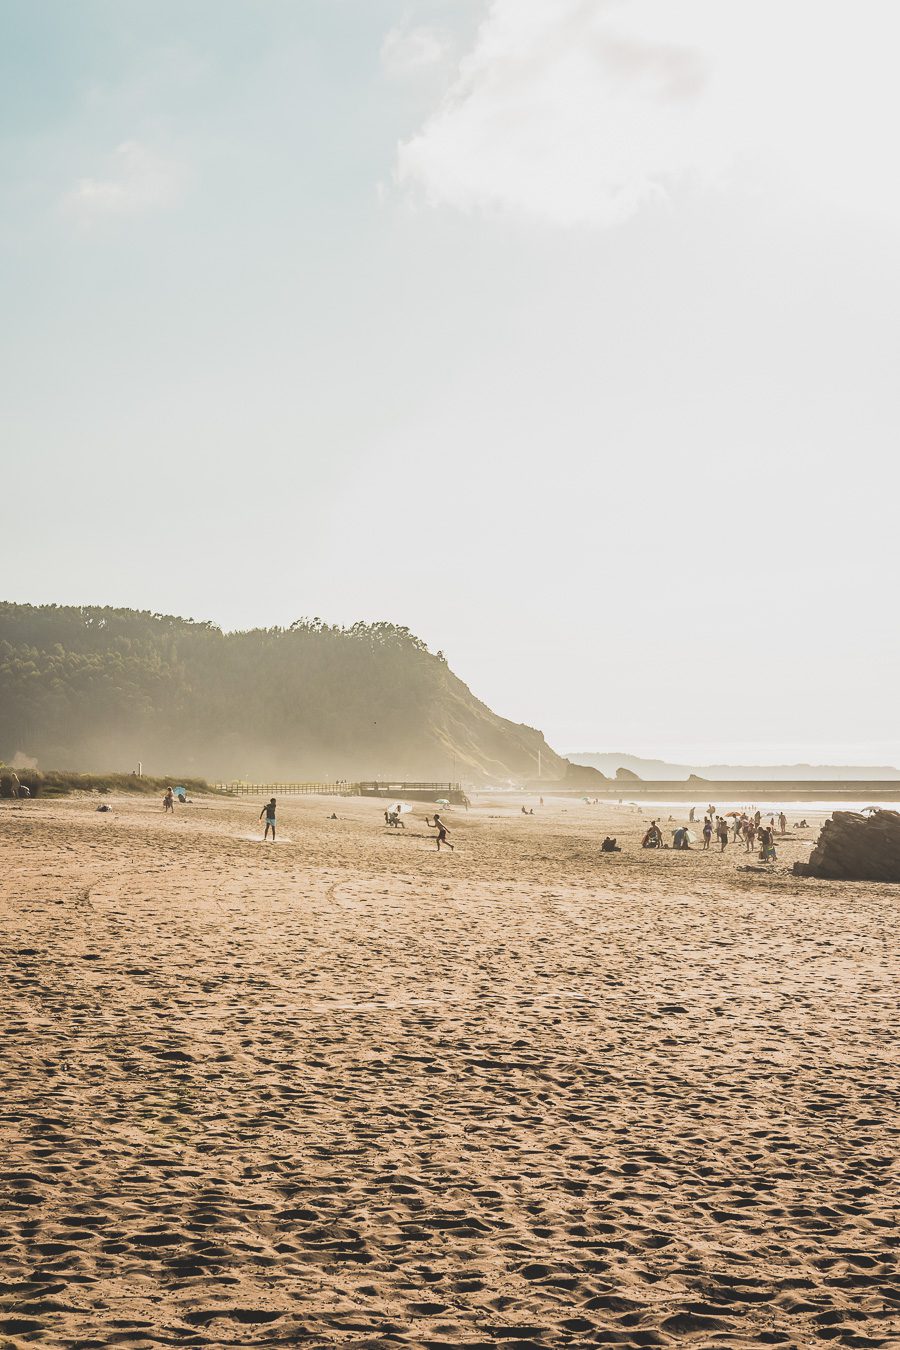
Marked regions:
[566,751,900,782]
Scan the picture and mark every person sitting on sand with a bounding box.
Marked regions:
[797,818,809,829]
[672,826,691,850]
[641,820,662,849]
[601,836,621,852]
[163,787,174,813]
[426,813,454,851]
[259,797,277,841]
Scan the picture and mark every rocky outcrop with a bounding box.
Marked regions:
[615,766,641,781]
[794,810,900,882]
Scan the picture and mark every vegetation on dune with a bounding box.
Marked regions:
[0,603,564,784]
[0,767,216,799]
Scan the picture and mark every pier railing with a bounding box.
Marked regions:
[215,781,356,796]
[215,781,465,802]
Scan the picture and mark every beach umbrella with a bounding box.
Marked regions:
[724,810,743,817]
[434,798,450,807]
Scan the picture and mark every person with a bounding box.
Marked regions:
[702,816,712,850]
[522,805,528,814]
[754,809,761,828]
[797,818,809,829]
[732,815,743,843]
[601,836,621,852]
[759,825,777,863]
[392,804,406,828]
[329,812,337,820]
[745,818,757,852]
[163,787,174,813]
[689,807,696,823]
[426,812,454,851]
[259,797,277,840]
[778,811,787,835]
[642,820,662,849]
[716,816,729,851]
[539,797,544,807]
[672,826,690,850]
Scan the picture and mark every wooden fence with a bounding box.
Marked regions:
[216,781,464,801]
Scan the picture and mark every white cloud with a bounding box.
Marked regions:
[381,24,451,79]
[63,141,184,221]
[395,0,900,227]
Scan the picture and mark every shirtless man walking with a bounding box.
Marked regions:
[426,812,454,851]
[259,797,277,841]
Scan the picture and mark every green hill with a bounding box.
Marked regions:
[0,603,567,784]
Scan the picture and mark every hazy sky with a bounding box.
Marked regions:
[4,1,899,764]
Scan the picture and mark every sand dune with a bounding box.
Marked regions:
[1,794,898,1348]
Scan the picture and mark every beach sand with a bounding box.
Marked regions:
[1,794,898,1348]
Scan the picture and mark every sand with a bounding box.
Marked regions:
[1,793,898,1349]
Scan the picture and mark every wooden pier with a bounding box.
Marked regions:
[216,780,466,804]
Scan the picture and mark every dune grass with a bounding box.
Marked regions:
[0,767,217,799]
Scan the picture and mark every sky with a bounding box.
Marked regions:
[3,0,899,765]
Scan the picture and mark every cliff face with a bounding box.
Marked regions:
[0,603,566,784]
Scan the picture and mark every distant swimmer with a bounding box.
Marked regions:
[259,797,277,841]
[426,812,454,851]
[163,787,174,813]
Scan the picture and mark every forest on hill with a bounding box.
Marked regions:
[0,603,567,784]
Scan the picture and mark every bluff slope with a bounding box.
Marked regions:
[0,603,566,784]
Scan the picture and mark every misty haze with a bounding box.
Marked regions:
[3,3,899,1348]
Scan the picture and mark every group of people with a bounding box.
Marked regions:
[634,806,788,863]
[699,808,784,860]
[252,797,454,850]
[382,803,453,848]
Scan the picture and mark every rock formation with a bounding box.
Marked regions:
[794,810,900,882]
